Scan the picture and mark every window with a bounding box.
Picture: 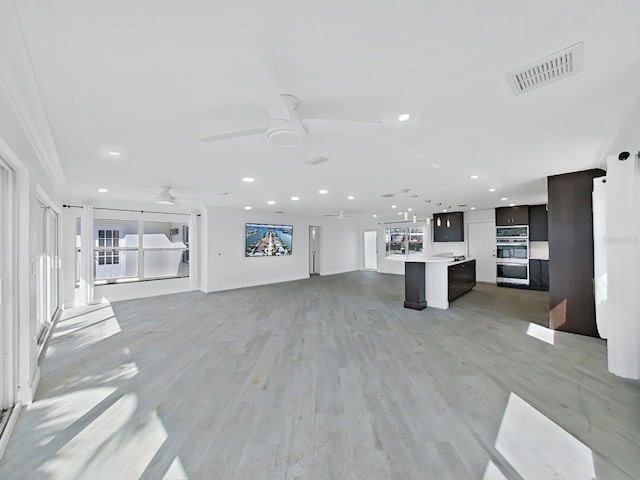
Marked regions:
[93,218,188,284]
[385,226,424,256]
[409,227,424,254]
[386,228,406,255]
[142,221,189,279]
[94,220,137,282]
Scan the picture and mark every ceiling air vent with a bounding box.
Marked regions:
[381,193,395,198]
[506,42,584,95]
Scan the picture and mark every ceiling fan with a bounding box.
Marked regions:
[156,186,177,205]
[199,61,382,149]
[323,209,359,220]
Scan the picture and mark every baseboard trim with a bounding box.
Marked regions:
[38,308,62,363]
[0,403,22,461]
[319,268,358,277]
[16,367,40,405]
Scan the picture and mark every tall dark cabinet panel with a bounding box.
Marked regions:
[547,169,605,337]
[529,204,548,241]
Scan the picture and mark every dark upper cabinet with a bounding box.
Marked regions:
[529,204,549,241]
[495,206,529,226]
[433,212,464,242]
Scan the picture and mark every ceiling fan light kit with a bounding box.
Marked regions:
[199,62,382,156]
[266,118,305,147]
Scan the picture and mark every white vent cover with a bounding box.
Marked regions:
[506,42,584,95]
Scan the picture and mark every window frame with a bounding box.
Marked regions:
[92,217,189,285]
[385,225,424,256]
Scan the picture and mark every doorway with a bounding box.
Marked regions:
[309,226,320,275]
[364,230,377,270]
[468,221,496,283]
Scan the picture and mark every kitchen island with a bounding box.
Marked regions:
[387,256,476,310]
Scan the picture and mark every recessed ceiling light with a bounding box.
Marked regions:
[291,196,300,201]
[107,151,121,157]
[488,188,497,192]
[267,200,275,205]
[442,209,448,212]
[156,200,174,205]
[242,177,255,183]
[373,214,377,218]
[397,112,414,122]
[407,208,413,211]
[501,197,508,201]
[318,189,328,194]
[397,212,403,215]
[244,206,252,210]
[509,203,515,206]
[97,188,108,193]
[347,195,355,200]
[470,207,476,210]
[391,204,397,209]
[469,175,480,180]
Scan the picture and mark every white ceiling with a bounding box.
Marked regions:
[13,0,640,220]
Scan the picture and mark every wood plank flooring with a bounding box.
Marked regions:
[1,272,638,479]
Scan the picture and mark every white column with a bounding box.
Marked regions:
[592,177,608,339]
[79,205,94,304]
[189,213,199,290]
[606,153,640,380]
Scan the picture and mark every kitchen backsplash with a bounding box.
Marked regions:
[530,241,549,260]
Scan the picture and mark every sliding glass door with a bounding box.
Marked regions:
[0,157,16,409]
[34,198,60,344]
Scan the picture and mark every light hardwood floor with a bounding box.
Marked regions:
[1,272,638,479]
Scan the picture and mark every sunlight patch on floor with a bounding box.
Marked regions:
[526,322,555,345]
[495,392,595,480]
[482,460,509,480]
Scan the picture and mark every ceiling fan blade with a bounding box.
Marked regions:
[199,126,267,143]
[301,119,382,136]
[240,61,291,121]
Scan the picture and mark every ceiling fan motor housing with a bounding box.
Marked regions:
[267,119,305,147]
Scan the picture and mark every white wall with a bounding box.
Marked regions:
[0,2,65,405]
[202,206,360,292]
[319,219,360,276]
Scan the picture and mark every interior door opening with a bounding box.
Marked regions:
[309,226,320,275]
[364,231,377,270]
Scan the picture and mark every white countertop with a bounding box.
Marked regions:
[385,256,475,266]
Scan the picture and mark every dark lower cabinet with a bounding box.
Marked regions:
[529,259,549,291]
[448,260,476,302]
